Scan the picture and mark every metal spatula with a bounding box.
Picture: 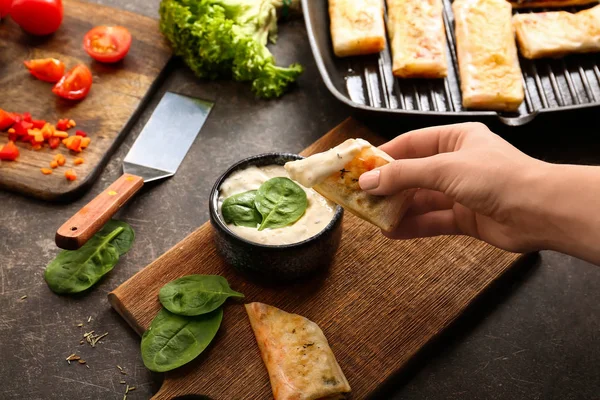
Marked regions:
[55,92,214,250]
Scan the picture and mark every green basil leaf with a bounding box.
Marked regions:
[255,177,307,231]
[44,220,135,294]
[221,190,263,228]
[159,275,244,316]
[96,220,135,256]
[141,308,223,373]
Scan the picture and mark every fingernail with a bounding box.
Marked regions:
[359,170,380,190]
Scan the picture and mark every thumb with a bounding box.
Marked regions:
[359,154,452,195]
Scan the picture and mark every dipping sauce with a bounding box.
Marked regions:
[284,138,372,187]
[218,165,337,246]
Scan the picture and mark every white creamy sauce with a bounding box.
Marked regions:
[284,138,371,188]
[218,165,336,246]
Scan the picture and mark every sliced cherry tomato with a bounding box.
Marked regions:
[0,0,12,18]
[10,0,62,36]
[0,109,16,130]
[0,141,19,161]
[83,26,132,63]
[24,58,65,82]
[52,64,93,101]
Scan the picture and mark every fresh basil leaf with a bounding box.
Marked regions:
[44,220,135,294]
[255,177,307,231]
[159,275,244,317]
[96,220,135,256]
[222,190,262,228]
[141,308,223,373]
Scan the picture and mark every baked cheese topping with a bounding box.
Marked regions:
[284,139,371,188]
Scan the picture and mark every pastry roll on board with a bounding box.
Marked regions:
[285,138,415,232]
[245,302,351,400]
[513,4,600,59]
[386,0,449,78]
[453,0,525,112]
[508,0,598,8]
[329,0,386,57]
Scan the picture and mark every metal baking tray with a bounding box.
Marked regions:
[302,0,600,126]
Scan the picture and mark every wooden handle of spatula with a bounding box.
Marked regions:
[55,173,144,250]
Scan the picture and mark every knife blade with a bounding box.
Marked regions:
[55,92,214,250]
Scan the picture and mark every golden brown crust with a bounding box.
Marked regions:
[329,0,386,57]
[245,303,351,400]
[513,5,600,59]
[453,0,524,112]
[386,0,448,78]
[313,146,415,232]
[509,0,598,8]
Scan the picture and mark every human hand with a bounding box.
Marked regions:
[358,122,553,253]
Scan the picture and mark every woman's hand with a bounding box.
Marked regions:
[359,122,554,253]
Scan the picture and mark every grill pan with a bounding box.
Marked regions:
[302,0,600,126]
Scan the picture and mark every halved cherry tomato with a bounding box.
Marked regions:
[52,64,92,100]
[24,58,65,82]
[10,0,63,36]
[83,26,132,63]
[0,109,16,130]
[0,141,19,161]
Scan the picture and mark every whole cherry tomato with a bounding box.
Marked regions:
[10,0,63,36]
[0,0,12,18]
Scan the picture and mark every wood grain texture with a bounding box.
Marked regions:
[0,0,171,201]
[55,173,143,249]
[109,118,524,400]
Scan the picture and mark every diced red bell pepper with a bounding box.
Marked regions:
[75,130,87,137]
[67,136,82,152]
[56,118,70,131]
[31,119,46,129]
[12,120,33,136]
[0,141,20,161]
[48,137,61,149]
[0,109,16,131]
[22,112,32,122]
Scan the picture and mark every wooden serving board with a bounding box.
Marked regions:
[0,0,171,201]
[109,118,524,399]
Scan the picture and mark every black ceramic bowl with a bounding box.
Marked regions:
[209,153,344,283]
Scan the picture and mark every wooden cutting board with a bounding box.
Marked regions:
[0,0,171,201]
[109,118,524,399]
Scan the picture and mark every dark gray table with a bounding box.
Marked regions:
[0,1,598,399]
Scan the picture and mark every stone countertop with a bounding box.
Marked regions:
[0,1,598,399]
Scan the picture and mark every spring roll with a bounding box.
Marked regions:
[285,138,414,232]
[508,0,598,9]
[513,4,600,59]
[386,0,449,78]
[452,0,524,112]
[329,0,386,57]
[245,302,351,400]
